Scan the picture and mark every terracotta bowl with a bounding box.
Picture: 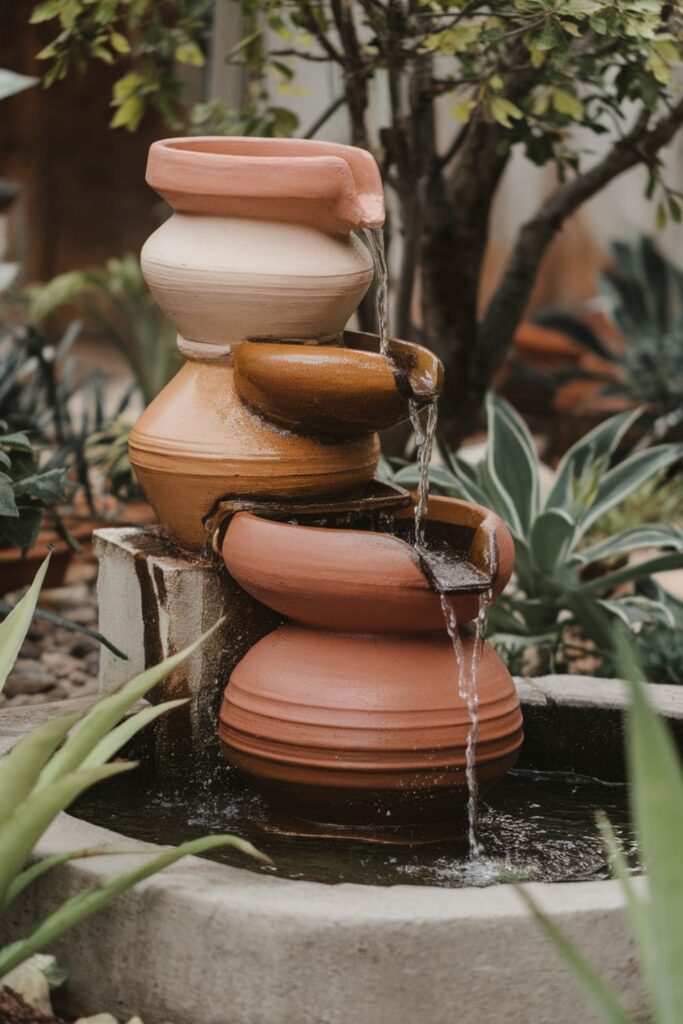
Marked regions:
[233,331,444,439]
[219,625,523,832]
[222,495,514,631]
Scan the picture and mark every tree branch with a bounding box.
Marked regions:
[302,95,345,138]
[479,100,683,375]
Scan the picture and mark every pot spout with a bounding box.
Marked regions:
[232,331,443,440]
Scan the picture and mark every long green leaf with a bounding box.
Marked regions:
[81,698,188,770]
[580,446,683,536]
[585,553,683,594]
[620,637,683,1023]
[486,393,540,532]
[596,812,653,996]
[38,620,222,788]
[0,555,51,694]
[0,834,270,977]
[0,762,135,906]
[529,508,577,574]
[1,846,164,913]
[580,525,683,565]
[545,409,642,514]
[516,886,630,1023]
[0,711,83,823]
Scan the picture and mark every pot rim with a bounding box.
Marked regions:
[146,136,384,230]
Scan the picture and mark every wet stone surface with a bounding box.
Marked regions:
[2,564,100,709]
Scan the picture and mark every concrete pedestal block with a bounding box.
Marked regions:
[94,526,278,768]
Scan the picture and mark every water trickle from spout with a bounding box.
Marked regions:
[409,398,438,550]
[362,227,390,356]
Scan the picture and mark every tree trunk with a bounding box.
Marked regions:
[419,121,508,440]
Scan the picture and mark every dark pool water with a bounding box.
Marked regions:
[72,765,638,888]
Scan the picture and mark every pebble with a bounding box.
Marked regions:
[3,579,100,707]
[0,954,57,1014]
[74,1016,119,1024]
[41,652,84,677]
[5,659,54,695]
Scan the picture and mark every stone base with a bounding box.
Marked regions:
[94,526,278,768]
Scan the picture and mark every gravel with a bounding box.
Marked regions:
[2,562,100,709]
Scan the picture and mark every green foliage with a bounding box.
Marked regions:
[30,1,682,182]
[519,632,683,1022]
[29,0,210,130]
[29,254,178,406]
[386,396,683,672]
[0,560,267,978]
[85,416,142,503]
[536,237,683,417]
[0,422,70,552]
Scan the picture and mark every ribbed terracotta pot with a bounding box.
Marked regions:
[219,626,522,832]
[219,496,523,839]
[130,137,443,551]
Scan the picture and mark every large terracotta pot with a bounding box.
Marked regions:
[219,496,523,840]
[130,137,441,551]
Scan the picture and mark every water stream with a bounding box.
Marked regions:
[362,227,390,356]
[364,225,491,855]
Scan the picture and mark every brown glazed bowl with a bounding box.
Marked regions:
[222,495,514,631]
[219,625,523,831]
[233,330,444,439]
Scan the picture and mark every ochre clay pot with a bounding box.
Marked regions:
[222,495,514,632]
[233,332,444,439]
[130,137,443,551]
[219,496,522,839]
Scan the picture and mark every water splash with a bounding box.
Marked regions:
[362,226,389,356]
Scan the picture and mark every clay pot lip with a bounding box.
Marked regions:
[146,136,384,229]
[225,494,505,595]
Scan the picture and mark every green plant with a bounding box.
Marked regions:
[0,422,70,552]
[535,236,683,433]
[0,557,267,978]
[29,254,178,406]
[29,0,683,443]
[518,630,683,1022]
[85,416,143,503]
[386,398,683,672]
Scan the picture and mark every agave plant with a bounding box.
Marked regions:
[519,628,683,1023]
[0,557,266,978]
[387,397,683,671]
[535,236,683,437]
[28,254,178,405]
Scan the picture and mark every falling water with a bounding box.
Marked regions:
[363,220,490,855]
[362,227,390,356]
[409,398,439,549]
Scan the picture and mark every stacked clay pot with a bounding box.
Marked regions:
[130,137,441,551]
[219,496,524,839]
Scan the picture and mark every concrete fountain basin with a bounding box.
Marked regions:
[3,675,682,1024]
